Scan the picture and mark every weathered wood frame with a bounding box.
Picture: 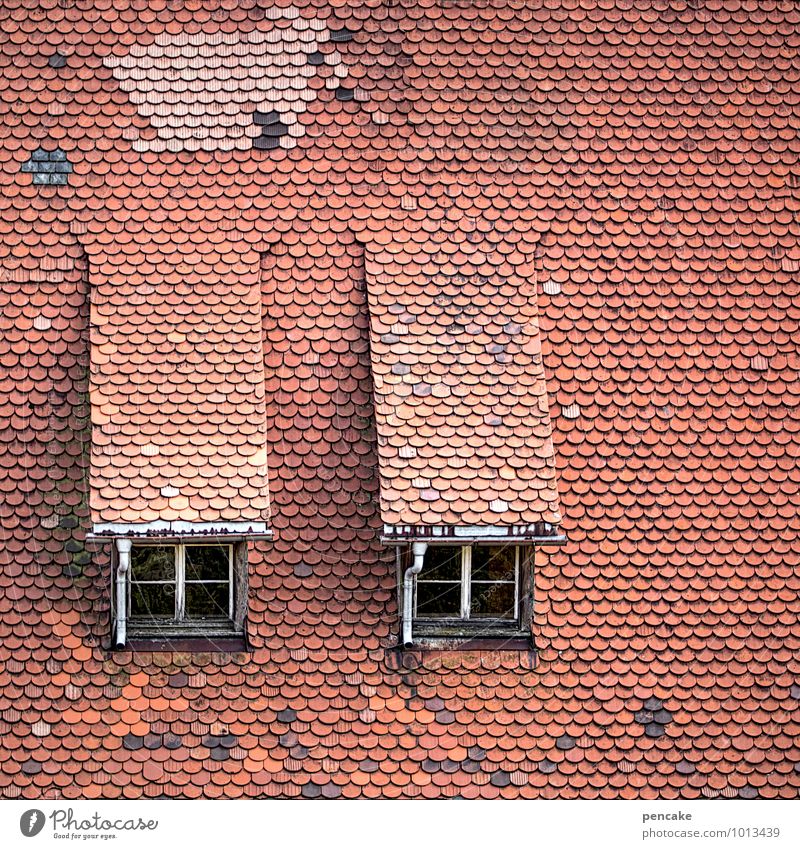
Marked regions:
[113,539,249,639]
[401,542,535,640]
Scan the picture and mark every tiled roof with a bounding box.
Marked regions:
[365,241,561,533]
[89,248,271,529]
[1,0,799,800]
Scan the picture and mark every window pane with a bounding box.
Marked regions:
[130,546,175,582]
[470,582,515,619]
[185,545,230,581]
[185,583,230,618]
[415,582,461,618]
[420,547,462,581]
[131,582,175,617]
[471,546,516,581]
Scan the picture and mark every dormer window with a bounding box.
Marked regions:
[129,543,234,628]
[111,538,250,646]
[415,545,519,621]
[403,543,534,644]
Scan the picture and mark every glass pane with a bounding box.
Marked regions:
[471,546,516,581]
[415,582,461,618]
[131,583,175,617]
[185,545,230,581]
[420,547,462,581]
[185,583,230,618]
[470,582,515,619]
[130,546,175,582]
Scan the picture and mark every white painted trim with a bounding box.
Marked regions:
[382,524,564,542]
[382,534,566,545]
[114,538,131,649]
[92,521,269,536]
[461,545,471,619]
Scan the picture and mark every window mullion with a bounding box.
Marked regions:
[176,545,185,622]
[461,546,471,619]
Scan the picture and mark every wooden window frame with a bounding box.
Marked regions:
[124,541,247,638]
[411,544,532,638]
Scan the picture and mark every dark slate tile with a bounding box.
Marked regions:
[253,137,280,150]
[262,122,289,138]
[301,783,322,799]
[556,734,575,751]
[122,734,144,750]
[643,697,663,711]
[645,723,665,739]
[253,109,281,125]
[490,770,511,787]
[539,759,557,774]
[330,27,355,42]
[277,708,296,723]
[143,733,163,750]
[320,783,342,799]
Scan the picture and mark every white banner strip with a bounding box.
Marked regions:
[0,800,796,849]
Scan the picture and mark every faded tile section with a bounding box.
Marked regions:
[365,240,561,530]
[103,8,347,154]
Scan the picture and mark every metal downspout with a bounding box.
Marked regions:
[115,538,131,649]
[402,541,427,648]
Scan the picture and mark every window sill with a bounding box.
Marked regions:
[397,631,533,652]
[122,635,247,652]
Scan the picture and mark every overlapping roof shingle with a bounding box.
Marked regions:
[1,0,799,800]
